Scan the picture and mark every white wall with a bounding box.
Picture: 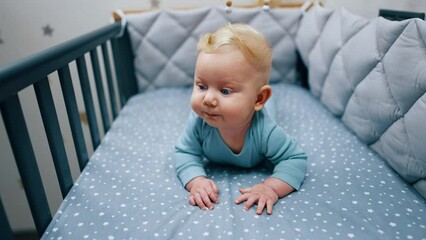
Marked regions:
[1,0,425,65]
[0,0,425,232]
[325,0,426,19]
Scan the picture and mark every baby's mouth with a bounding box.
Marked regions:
[204,112,219,118]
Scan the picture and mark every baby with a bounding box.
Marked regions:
[175,23,307,215]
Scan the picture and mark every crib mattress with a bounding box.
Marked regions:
[42,84,426,240]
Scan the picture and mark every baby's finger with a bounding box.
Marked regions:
[200,191,213,210]
[206,182,219,204]
[235,193,249,204]
[244,195,259,211]
[239,188,251,194]
[256,197,266,215]
[208,190,219,205]
[210,180,219,195]
[189,195,196,206]
[266,199,274,215]
[194,193,206,210]
[210,181,219,204]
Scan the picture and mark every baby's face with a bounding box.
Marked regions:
[191,51,262,131]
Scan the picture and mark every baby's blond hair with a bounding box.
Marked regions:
[197,23,272,84]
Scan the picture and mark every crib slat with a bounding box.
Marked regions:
[90,48,110,132]
[110,35,139,106]
[58,65,89,171]
[110,38,125,107]
[101,42,118,119]
[0,197,13,240]
[76,56,101,149]
[0,95,52,237]
[34,77,73,198]
[112,31,137,103]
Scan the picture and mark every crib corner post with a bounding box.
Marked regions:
[111,26,138,106]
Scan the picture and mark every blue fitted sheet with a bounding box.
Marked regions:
[42,84,426,240]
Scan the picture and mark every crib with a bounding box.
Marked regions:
[1,4,426,240]
[0,20,136,238]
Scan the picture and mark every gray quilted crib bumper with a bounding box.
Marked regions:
[296,6,426,198]
[42,6,426,240]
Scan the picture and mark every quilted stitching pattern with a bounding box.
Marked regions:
[295,5,333,67]
[312,8,369,99]
[296,6,426,198]
[126,7,303,92]
[341,19,409,143]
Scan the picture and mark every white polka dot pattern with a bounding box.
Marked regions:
[42,85,426,240]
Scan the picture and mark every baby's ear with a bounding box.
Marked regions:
[254,85,272,111]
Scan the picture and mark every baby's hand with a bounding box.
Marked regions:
[235,183,279,215]
[186,176,219,210]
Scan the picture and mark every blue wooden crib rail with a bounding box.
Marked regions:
[0,21,137,238]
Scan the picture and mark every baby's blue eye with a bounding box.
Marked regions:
[220,89,232,95]
[198,85,207,91]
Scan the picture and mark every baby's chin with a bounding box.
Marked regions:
[201,116,221,128]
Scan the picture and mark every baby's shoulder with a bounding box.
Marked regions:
[253,109,279,132]
[253,109,292,145]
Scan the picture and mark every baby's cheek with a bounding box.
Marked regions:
[226,104,252,119]
[191,99,206,120]
[190,95,200,110]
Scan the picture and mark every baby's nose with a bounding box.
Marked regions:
[203,91,218,107]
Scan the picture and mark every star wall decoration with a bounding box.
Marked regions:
[42,24,54,37]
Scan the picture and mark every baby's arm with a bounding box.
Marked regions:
[263,177,295,197]
[186,176,219,210]
[175,112,220,209]
[235,177,293,215]
[236,123,307,215]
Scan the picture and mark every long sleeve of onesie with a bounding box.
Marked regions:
[175,110,307,190]
[175,112,206,187]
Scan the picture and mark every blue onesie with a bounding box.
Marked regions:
[175,108,307,190]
